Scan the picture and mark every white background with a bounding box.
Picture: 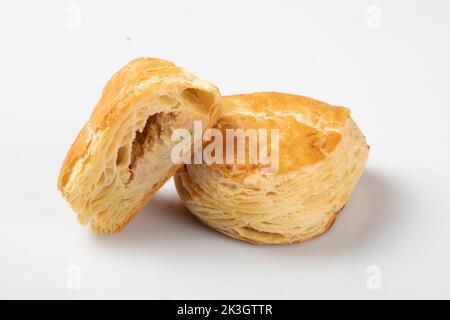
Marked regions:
[1,0,449,299]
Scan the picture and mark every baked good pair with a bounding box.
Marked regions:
[58,58,369,244]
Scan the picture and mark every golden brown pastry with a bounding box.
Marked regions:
[58,58,222,233]
[175,92,369,244]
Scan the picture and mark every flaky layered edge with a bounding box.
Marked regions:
[58,58,222,233]
[174,93,369,244]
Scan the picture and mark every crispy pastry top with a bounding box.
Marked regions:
[213,92,350,176]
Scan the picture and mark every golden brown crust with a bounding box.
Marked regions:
[89,59,183,131]
[58,57,222,233]
[58,123,91,191]
[222,92,349,124]
[212,92,350,177]
[175,92,369,245]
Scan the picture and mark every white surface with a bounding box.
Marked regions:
[1,0,449,299]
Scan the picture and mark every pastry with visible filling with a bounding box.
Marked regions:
[58,58,222,233]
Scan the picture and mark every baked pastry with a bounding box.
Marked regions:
[175,92,369,244]
[58,58,222,233]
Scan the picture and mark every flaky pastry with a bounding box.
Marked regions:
[175,92,369,244]
[58,58,222,233]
